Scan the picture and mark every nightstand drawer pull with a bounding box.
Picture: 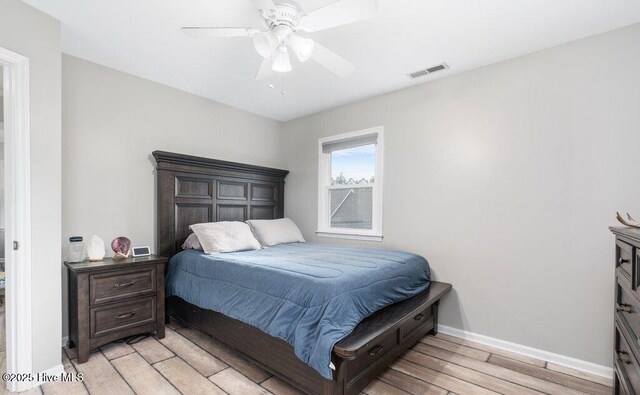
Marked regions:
[618,303,634,313]
[113,281,136,288]
[618,351,632,365]
[414,314,424,321]
[114,312,136,320]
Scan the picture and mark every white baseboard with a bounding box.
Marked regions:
[438,325,613,379]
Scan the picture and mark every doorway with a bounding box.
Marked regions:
[0,63,5,366]
[0,46,33,393]
[0,64,5,377]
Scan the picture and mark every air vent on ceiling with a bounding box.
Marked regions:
[408,63,449,79]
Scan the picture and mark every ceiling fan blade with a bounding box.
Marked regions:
[255,57,273,80]
[310,41,355,79]
[251,0,277,11]
[181,27,259,38]
[253,31,278,58]
[303,0,378,32]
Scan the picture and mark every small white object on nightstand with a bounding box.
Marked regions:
[132,246,151,257]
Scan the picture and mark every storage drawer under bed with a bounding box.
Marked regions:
[400,306,433,342]
[340,304,435,384]
[346,327,399,381]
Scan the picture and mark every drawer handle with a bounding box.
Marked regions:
[113,281,136,288]
[618,303,634,314]
[414,314,424,321]
[617,351,632,365]
[620,258,630,265]
[368,345,384,356]
[115,312,136,320]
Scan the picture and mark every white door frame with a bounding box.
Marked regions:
[0,47,33,393]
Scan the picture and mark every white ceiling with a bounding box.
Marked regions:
[23,0,640,121]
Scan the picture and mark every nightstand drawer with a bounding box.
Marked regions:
[90,268,156,305]
[91,297,156,338]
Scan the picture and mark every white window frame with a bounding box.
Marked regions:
[317,126,384,242]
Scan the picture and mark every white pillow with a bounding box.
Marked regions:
[181,233,202,250]
[189,222,261,254]
[246,218,305,247]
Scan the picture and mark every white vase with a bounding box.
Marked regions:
[87,235,105,262]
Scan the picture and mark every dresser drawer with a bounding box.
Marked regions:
[617,240,635,284]
[91,297,156,338]
[90,267,156,305]
[400,306,433,342]
[616,366,632,395]
[616,323,640,394]
[618,275,640,345]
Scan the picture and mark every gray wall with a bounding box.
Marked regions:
[61,55,284,337]
[282,24,640,368]
[1,71,3,228]
[0,0,62,374]
[1,67,3,122]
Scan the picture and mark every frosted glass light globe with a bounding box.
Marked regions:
[272,46,292,73]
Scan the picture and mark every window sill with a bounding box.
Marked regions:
[316,230,384,242]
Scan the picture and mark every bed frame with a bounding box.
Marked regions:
[153,151,452,395]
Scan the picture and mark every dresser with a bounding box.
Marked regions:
[611,227,640,394]
[65,255,167,363]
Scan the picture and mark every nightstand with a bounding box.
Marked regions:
[65,255,167,363]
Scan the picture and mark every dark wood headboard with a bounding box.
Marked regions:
[153,151,289,258]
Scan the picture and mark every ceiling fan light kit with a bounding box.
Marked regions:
[273,46,293,72]
[181,0,378,82]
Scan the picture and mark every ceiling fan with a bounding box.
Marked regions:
[181,0,378,80]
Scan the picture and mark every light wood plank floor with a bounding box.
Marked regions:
[6,319,614,395]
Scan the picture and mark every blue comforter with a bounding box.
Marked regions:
[165,242,430,379]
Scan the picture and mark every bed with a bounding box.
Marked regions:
[153,150,452,395]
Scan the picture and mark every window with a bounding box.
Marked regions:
[317,127,383,241]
